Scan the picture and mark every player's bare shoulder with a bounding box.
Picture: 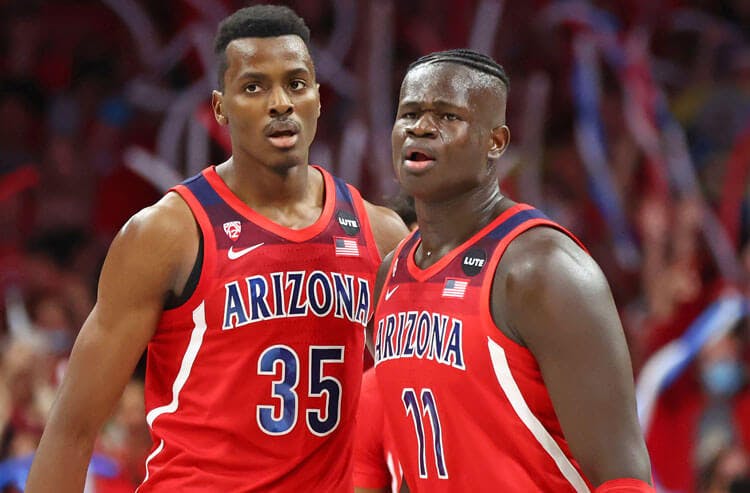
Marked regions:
[491,226,603,337]
[102,191,199,297]
[118,192,195,254]
[362,200,410,258]
[500,227,594,286]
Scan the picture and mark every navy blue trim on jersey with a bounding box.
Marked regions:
[401,231,421,253]
[182,173,223,207]
[487,208,548,240]
[332,176,354,206]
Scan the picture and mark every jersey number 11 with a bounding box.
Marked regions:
[403,388,448,479]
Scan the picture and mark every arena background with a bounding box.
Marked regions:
[1,0,749,491]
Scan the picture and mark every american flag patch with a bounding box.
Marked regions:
[442,278,468,298]
[334,237,359,257]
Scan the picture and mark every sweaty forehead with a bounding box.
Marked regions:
[225,35,314,73]
[399,62,500,109]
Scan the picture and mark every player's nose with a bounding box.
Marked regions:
[268,85,293,117]
[407,113,437,138]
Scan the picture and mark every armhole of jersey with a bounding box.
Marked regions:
[163,232,203,310]
[480,219,586,350]
[347,184,382,263]
[161,186,217,318]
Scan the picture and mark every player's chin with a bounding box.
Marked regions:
[266,154,306,174]
[396,174,426,196]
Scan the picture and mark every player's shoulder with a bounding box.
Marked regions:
[97,192,199,299]
[495,226,606,306]
[122,192,194,241]
[500,226,591,281]
[112,192,197,260]
[327,172,400,224]
[491,225,608,341]
[363,201,410,258]
[361,200,401,224]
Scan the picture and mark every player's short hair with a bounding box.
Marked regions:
[213,5,311,89]
[407,49,510,92]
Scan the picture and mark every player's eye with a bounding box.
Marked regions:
[245,83,261,93]
[290,80,307,91]
[401,112,417,119]
[442,113,459,121]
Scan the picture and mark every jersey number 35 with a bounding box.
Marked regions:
[257,345,344,436]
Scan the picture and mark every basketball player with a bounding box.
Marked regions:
[26,5,408,492]
[370,49,654,492]
[354,367,404,493]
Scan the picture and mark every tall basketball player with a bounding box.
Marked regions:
[370,49,653,492]
[27,5,408,492]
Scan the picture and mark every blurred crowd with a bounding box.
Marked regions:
[1,0,749,491]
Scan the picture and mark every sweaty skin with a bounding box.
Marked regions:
[369,61,651,488]
[26,35,407,493]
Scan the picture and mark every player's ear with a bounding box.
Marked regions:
[212,90,228,125]
[315,83,321,118]
[488,125,510,160]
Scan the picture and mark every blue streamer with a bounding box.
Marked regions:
[571,36,641,269]
[2,452,120,491]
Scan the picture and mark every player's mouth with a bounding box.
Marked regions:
[265,120,301,150]
[403,147,436,172]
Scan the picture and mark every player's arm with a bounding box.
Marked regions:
[493,227,652,490]
[365,251,395,357]
[354,370,390,493]
[25,194,198,493]
[363,201,410,259]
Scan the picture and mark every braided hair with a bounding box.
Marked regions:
[407,49,509,92]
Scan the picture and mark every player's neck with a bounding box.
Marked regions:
[415,183,506,264]
[216,157,316,208]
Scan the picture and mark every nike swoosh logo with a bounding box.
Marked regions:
[384,285,399,301]
[227,243,265,260]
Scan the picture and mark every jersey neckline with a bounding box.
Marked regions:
[202,164,335,243]
[406,203,533,282]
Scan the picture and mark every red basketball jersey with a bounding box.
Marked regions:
[373,204,595,492]
[138,166,380,492]
[353,368,402,492]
